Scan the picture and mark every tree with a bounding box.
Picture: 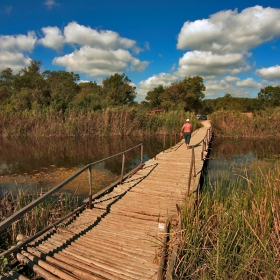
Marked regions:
[43,70,80,112]
[0,68,14,104]
[145,85,164,109]
[258,86,280,107]
[160,76,205,112]
[102,73,136,106]
[71,81,102,111]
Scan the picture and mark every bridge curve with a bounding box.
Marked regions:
[1,121,212,280]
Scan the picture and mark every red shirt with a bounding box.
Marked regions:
[181,122,192,133]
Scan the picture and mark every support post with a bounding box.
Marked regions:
[140,144,143,165]
[192,146,196,177]
[88,166,92,209]
[120,153,125,183]
[187,148,194,196]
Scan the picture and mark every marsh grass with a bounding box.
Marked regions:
[0,188,77,252]
[0,108,200,138]
[210,108,280,137]
[173,160,280,279]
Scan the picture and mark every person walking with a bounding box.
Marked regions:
[180,119,193,149]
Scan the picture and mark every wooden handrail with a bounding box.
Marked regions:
[0,143,143,233]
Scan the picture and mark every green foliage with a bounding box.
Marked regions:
[145,85,164,109]
[258,85,280,107]
[0,256,8,273]
[160,76,205,112]
[102,73,136,106]
[202,94,263,114]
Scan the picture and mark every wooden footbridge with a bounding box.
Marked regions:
[0,121,212,280]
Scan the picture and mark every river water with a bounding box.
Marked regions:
[1,135,279,198]
[0,134,180,197]
[206,136,280,185]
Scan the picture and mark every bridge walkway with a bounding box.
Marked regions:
[1,121,211,280]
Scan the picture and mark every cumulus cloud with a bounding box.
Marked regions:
[137,73,179,101]
[63,22,137,51]
[177,6,280,54]
[0,32,37,72]
[256,65,280,80]
[0,51,31,72]
[175,6,280,79]
[38,26,65,51]
[236,77,260,88]
[53,46,149,77]
[177,51,246,77]
[204,78,261,98]
[0,32,36,52]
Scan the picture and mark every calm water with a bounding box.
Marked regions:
[207,136,280,183]
[1,135,280,197]
[0,134,179,195]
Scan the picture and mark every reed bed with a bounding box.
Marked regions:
[0,108,200,138]
[210,108,280,137]
[0,189,77,253]
[173,159,280,279]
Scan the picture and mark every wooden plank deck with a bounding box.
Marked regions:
[1,121,211,280]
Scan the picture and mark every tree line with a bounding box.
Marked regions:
[0,60,207,114]
[0,59,279,115]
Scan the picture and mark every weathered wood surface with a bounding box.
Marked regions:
[1,121,211,280]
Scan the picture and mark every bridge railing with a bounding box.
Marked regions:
[0,143,144,255]
[187,127,213,196]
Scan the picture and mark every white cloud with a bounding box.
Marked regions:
[0,32,36,52]
[236,77,260,88]
[224,76,240,83]
[0,32,37,72]
[137,73,179,101]
[0,51,30,72]
[38,26,65,51]
[38,22,149,77]
[204,79,260,98]
[177,6,280,54]
[63,22,137,51]
[44,0,59,9]
[53,46,149,77]
[177,50,246,77]
[256,65,280,80]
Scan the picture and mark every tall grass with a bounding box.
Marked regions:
[174,160,280,279]
[0,108,200,138]
[210,108,280,137]
[0,189,77,252]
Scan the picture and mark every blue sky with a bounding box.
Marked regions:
[1,0,280,102]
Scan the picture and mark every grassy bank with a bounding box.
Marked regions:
[210,108,280,137]
[0,108,201,138]
[174,159,280,279]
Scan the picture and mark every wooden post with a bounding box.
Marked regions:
[120,153,125,183]
[201,140,204,160]
[192,147,196,177]
[187,149,194,196]
[140,144,143,165]
[88,166,92,209]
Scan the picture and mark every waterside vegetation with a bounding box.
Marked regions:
[174,158,280,279]
[210,108,280,137]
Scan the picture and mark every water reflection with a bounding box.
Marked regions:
[207,137,280,184]
[0,135,178,194]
